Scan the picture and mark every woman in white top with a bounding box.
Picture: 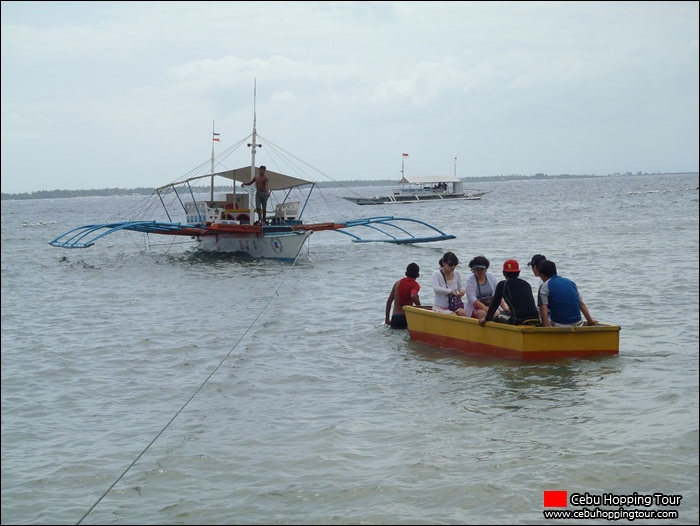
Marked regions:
[431,251,467,316]
[465,255,508,319]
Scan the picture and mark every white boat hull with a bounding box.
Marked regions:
[344,192,484,205]
[197,230,312,261]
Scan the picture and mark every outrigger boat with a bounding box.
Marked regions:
[404,306,620,361]
[343,155,486,205]
[49,93,457,262]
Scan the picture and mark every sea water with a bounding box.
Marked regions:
[1,173,698,524]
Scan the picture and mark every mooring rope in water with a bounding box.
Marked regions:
[75,254,303,525]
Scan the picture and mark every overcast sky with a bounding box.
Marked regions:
[2,1,698,194]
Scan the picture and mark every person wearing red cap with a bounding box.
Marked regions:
[478,259,540,326]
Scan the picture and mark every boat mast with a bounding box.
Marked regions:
[210,120,216,201]
[247,80,261,224]
[250,82,258,180]
[454,157,457,177]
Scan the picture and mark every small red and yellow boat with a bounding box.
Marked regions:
[403,306,620,361]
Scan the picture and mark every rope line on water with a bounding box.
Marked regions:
[76,254,302,525]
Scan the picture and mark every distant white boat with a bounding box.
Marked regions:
[344,155,486,205]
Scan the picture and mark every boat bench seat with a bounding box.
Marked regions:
[274,201,300,220]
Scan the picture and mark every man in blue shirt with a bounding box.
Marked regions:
[537,260,598,327]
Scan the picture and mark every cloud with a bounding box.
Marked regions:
[1,1,697,193]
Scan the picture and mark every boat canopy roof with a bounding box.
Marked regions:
[157,165,313,192]
[399,174,462,184]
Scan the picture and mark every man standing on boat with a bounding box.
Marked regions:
[242,165,271,225]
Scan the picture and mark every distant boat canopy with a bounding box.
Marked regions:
[398,174,462,184]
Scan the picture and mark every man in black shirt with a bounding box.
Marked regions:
[479,259,540,326]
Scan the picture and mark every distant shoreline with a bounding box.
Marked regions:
[2,172,696,200]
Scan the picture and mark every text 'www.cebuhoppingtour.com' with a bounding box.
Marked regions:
[542,491,682,521]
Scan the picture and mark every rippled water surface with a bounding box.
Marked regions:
[2,174,698,524]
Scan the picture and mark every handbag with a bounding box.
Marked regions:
[476,280,492,306]
[448,293,465,312]
[442,269,464,312]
